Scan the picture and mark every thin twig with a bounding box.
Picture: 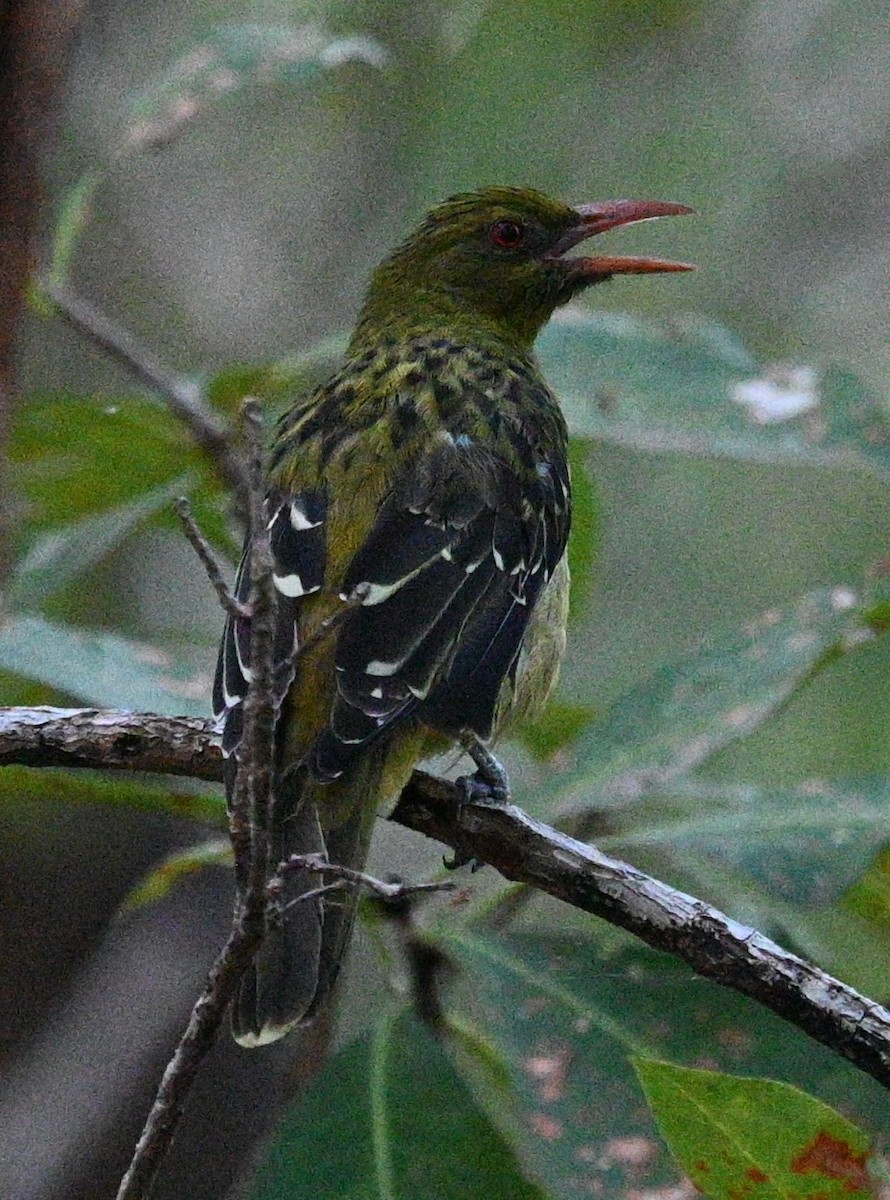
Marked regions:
[5,705,890,1092]
[174,497,250,619]
[271,852,456,903]
[115,406,276,1200]
[44,280,251,512]
[113,923,265,1200]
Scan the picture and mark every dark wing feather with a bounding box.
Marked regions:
[419,473,563,736]
[212,489,327,762]
[309,434,569,780]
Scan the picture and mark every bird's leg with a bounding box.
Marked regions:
[445,735,511,871]
[459,734,511,805]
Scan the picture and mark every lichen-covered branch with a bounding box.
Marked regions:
[394,771,890,1090]
[3,703,890,1094]
[0,705,220,778]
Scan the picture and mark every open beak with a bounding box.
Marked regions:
[554,199,695,277]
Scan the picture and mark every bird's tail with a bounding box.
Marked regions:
[231,755,382,1048]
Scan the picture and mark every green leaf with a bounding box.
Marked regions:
[43,31,386,280]
[633,1059,874,1199]
[440,932,890,1200]
[205,337,350,419]
[123,838,231,911]
[0,615,210,715]
[0,764,223,826]
[122,25,387,153]
[204,362,309,420]
[536,587,873,809]
[861,571,890,633]
[538,310,890,477]
[600,776,890,904]
[843,845,890,930]
[8,477,191,609]
[11,393,229,549]
[248,1010,546,1200]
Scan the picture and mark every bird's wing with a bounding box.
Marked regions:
[212,489,327,759]
[213,431,569,781]
[309,431,569,780]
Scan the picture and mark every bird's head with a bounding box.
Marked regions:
[353,186,693,351]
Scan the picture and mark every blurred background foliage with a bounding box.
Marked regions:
[3,0,890,1197]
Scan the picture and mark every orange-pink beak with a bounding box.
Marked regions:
[555,199,695,276]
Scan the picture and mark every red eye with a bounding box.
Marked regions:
[489,219,525,249]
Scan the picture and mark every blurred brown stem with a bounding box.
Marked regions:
[0,0,87,580]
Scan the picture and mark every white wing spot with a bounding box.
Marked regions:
[274,573,321,597]
[360,579,407,606]
[290,500,323,530]
[366,659,401,677]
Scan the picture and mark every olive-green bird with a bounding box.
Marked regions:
[213,186,692,1046]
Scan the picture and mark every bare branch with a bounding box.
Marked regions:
[394,772,890,1090]
[43,281,251,512]
[234,397,276,901]
[0,706,220,778]
[271,852,456,904]
[113,921,263,1200]
[116,405,277,1200]
[3,705,890,1093]
[174,498,249,619]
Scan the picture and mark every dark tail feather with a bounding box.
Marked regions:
[232,800,325,1047]
[231,757,381,1047]
[301,791,378,1023]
